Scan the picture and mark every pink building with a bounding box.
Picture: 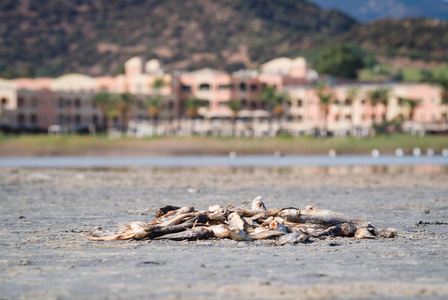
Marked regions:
[0,56,446,136]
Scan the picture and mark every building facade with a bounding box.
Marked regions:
[0,56,446,136]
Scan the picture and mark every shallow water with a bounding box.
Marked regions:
[0,154,447,168]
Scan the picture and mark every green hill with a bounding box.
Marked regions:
[0,0,356,78]
[0,0,446,79]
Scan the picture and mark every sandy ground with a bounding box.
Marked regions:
[1,166,448,299]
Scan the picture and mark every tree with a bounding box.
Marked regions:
[92,92,119,131]
[259,86,289,119]
[369,88,390,123]
[316,82,334,136]
[146,96,163,125]
[401,98,421,121]
[152,77,166,91]
[313,44,364,79]
[226,99,243,135]
[436,77,448,105]
[259,85,290,134]
[117,93,134,132]
[184,97,206,119]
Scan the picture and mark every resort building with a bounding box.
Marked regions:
[0,56,446,136]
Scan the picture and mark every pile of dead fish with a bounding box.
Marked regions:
[83,196,396,246]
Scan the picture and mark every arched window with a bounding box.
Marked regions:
[17,114,25,125]
[18,97,25,108]
[239,83,247,91]
[30,114,38,124]
[1,98,8,107]
[75,99,81,108]
[345,99,352,106]
[199,83,211,91]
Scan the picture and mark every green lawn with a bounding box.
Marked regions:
[359,64,448,82]
[0,134,447,157]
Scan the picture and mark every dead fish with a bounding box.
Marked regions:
[154,227,214,241]
[373,227,396,238]
[83,221,148,241]
[354,227,375,239]
[155,205,181,218]
[207,205,227,222]
[297,207,367,226]
[250,230,286,240]
[340,223,357,236]
[209,224,231,239]
[278,209,301,223]
[159,212,196,227]
[229,229,253,242]
[251,195,267,211]
[228,212,246,231]
[88,226,115,238]
[269,220,288,233]
[249,226,270,234]
[306,226,343,238]
[276,232,308,246]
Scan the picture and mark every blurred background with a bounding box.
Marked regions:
[0,0,447,158]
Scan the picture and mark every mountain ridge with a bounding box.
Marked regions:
[310,0,448,23]
[0,0,446,79]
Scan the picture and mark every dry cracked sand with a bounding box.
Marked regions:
[1,166,448,299]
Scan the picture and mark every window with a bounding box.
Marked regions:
[199,83,211,91]
[181,85,192,92]
[0,98,7,107]
[239,83,247,91]
[75,99,81,109]
[18,97,25,108]
[58,98,64,108]
[345,99,351,106]
[17,114,25,125]
[297,99,303,107]
[30,114,38,124]
[31,97,38,108]
[345,115,352,121]
[218,84,231,90]
[75,115,81,124]
[250,84,258,92]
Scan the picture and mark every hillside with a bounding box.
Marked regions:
[310,0,448,23]
[0,0,356,78]
[340,18,448,62]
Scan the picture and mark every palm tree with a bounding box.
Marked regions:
[183,97,207,135]
[369,88,390,123]
[226,99,242,135]
[438,78,448,122]
[184,97,206,119]
[401,98,421,121]
[146,96,163,126]
[316,82,334,136]
[152,77,166,91]
[117,93,134,132]
[92,92,118,131]
[259,85,290,133]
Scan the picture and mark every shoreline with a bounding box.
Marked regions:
[1,135,448,157]
[1,167,447,299]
